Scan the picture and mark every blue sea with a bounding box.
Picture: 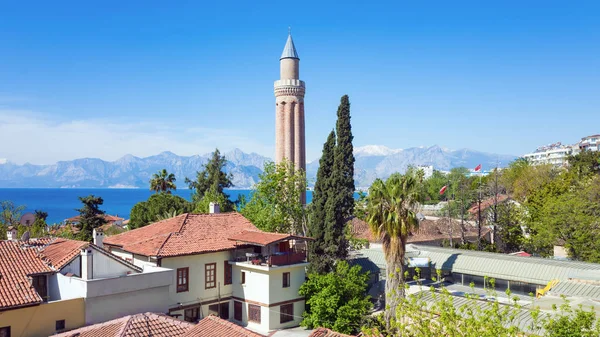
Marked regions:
[0,189,317,225]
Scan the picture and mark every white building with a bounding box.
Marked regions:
[522,142,579,167]
[104,207,312,334]
[0,228,173,335]
[579,134,600,152]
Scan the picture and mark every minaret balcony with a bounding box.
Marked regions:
[274,79,305,88]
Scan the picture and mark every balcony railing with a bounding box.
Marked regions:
[231,251,307,267]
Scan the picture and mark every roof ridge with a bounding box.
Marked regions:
[116,313,136,337]
[155,213,188,256]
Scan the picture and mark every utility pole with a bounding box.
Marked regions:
[460,178,466,245]
[447,178,453,247]
[492,160,499,247]
[477,173,482,251]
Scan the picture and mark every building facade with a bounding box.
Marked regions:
[274,33,306,203]
[0,230,172,337]
[104,209,311,334]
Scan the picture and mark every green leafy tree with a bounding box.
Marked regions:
[185,148,234,212]
[423,170,447,204]
[495,201,525,253]
[366,171,422,329]
[129,193,192,229]
[567,150,600,177]
[307,131,336,274]
[0,200,26,240]
[76,195,107,242]
[240,160,306,233]
[149,169,177,194]
[299,261,372,335]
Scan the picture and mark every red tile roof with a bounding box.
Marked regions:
[0,238,87,310]
[468,194,510,216]
[186,315,265,337]
[309,328,356,337]
[228,230,312,246]
[349,217,484,244]
[54,312,195,337]
[104,213,261,257]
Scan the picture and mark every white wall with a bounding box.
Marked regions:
[161,251,234,309]
[85,284,171,324]
[49,273,87,301]
[232,265,270,304]
[268,300,304,330]
[268,265,305,304]
[92,249,133,279]
[61,256,81,277]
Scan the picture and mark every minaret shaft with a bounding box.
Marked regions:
[275,33,306,204]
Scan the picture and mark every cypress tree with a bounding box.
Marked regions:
[324,95,355,262]
[308,131,336,274]
[334,95,355,219]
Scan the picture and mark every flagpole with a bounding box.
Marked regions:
[477,166,482,251]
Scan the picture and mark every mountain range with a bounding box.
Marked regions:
[0,146,516,189]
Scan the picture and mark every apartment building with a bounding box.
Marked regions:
[103,207,311,334]
[0,229,172,337]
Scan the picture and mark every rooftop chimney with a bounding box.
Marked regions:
[93,228,104,248]
[81,248,93,280]
[6,226,17,241]
[209,202,220,214]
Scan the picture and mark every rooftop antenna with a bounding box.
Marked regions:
[21,230,30,243]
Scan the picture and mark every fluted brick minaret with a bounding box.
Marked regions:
[275,33,306,204]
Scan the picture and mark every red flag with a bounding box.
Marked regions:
[474,164,482,172]
[439,185,447,195]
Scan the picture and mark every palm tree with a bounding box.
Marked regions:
[366,171,422,329]
[150,169,177,194]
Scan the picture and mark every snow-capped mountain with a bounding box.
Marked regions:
[0,145,515,188]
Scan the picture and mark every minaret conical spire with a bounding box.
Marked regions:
[280,33,299,60]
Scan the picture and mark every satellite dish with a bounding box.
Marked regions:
[21,231,30,242]
[416,213,426,221]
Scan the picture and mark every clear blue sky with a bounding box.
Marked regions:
[1,0,599,164]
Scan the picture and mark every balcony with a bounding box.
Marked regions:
[231,249,307,268]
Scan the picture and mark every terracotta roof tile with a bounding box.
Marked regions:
[468,194,510,216]
[0,237,88,310]
[54,312,195,337]
[349,217,484,244]
[309,327,356,337]
[104,213,261,257]
[228,230,312,246]
[186,315,265,337]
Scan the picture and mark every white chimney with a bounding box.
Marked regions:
[6,226,17,241]
[209,202,220,214]
[80,248,93,280]
[93,228,104,248]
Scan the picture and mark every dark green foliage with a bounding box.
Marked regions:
[34,210,49,222]
[333,95,355,219]
[299,261,372,335]
[76,195,107,242]
[323,95,355,263]
[567,150,600,177]
[129,193,193,229]
[308,131,336,274]
[185,148,234,212]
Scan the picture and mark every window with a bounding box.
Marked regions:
[280,304,294,323]
[248,304,261,323]
[234,301,242,321]
[32,275,47,301]
[184,307,199,323]
[177,268,189,293]
[55,320,66,331]
[224,260,232,285]
[241,271,246,284]
[209,302,230,320]
[282,272,290,288]
[205,263,216,289]
[0,326,10,337]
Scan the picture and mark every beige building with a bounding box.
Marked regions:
[275,33,306,203]
[104,207,312,334]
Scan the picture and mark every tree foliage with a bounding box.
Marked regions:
[185,148,234,212]
[129,193,192,229]
[299,261,372,335]
[149,169,177,194]
[308,131,336,274]
[76,195,107,242]
[239,160,306,233]
[366,171,422,329]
